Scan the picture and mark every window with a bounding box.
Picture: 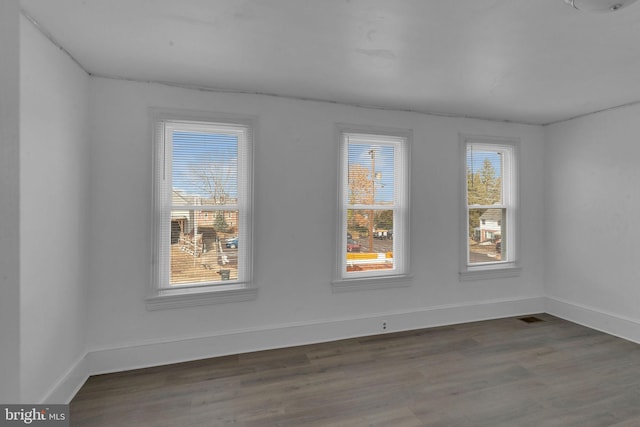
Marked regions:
[334,126,411,290]
[148,112,255,309]
[460,135,520,280]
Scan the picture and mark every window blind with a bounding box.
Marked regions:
[465,142,512,266]
[156,120,251,289]
[340,131,409,277]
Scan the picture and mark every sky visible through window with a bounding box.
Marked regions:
[466,146,507,265]
[172,131,238,198]
[466,149,502,179]
[348,143,394,203]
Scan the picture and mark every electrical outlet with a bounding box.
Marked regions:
[382,322,387,330]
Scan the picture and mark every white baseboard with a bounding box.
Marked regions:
[87,296,545,375]
[40,353,89,404]
[545,296,640,344]
[45,296,545,403]
[42,296,640,403]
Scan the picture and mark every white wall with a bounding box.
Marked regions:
[13,4,640,402]
[545,103,640,340]
[19,16,90,402]
[0,0,21,403]
[86,77,546,371]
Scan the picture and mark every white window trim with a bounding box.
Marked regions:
[147,108,256,310]
[459,134,521,281]
[333,124,412,291]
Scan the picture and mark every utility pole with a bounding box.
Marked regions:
[369,149,375,253]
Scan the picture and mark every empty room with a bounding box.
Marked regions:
[2,0,640,425]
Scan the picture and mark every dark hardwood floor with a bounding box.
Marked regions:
[70,314,640,426]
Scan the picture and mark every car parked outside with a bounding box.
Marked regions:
[225,237,238,249]
[347,239,361,252]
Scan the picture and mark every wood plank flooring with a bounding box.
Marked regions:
[70,314,640,426]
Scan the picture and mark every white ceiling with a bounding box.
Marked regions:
[20,0,640,125]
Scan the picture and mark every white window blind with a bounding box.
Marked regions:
[464,140,517,269]
[154,119,252,291]
[337,130,410,283]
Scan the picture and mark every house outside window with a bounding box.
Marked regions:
[334,125,411,291]
[148,111,256,309]
[460,135,520,280]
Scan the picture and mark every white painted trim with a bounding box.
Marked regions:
[458,134,521,279]
[43,301,636,409]
[42,297,546,402]
[145,286,258,310]
[459,265,522,281]
[335,124,412,287]
[331,274,413,292]
[88,296,543,375]
[39,353,89,404]
[545,296,640,344]
[43,297,640,402]
[149,109,257,309]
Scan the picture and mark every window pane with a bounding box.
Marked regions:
[466,147,503,205]
[346,209,394,272]
[468,208,504,264]
[347,143,394,206]
[172,131,238,206]
[170,209,239,285]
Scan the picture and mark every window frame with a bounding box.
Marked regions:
[147,109,256,310]
[333,124,412,292]
[459,134,521,281]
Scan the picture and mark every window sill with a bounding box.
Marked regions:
[459,264,521,282]
[145,284,257,311]
[331,274,413,293]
